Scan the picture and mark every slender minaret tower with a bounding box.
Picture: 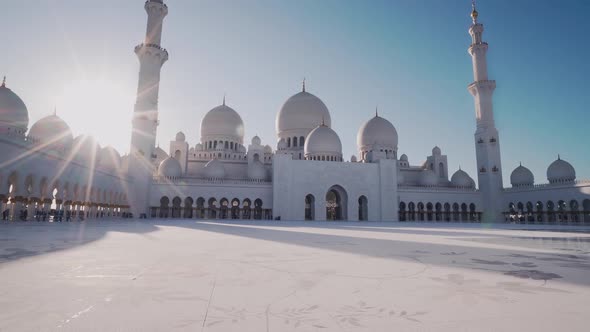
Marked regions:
[128,0,169,217]
[467,1,503,222]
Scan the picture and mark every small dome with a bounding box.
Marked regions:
[400,154,408,162]
[451,169,475,188]
[357,114,398,151]
[158,156,182,178]
[276,88,331,135]
[248,160,267,180]
[175,131,186,142]
[28,114,73,148]
[304,125,342,156]
[351,155,357,162]
[195,143,203,150]
[432,146,441,156]
[419,170,439,187]
[0,80,29,131]
[72,135,101,164]
[203,158,226,179]
[251,135,261,146]
[264,145,272,153]
[277,138,287,150]
[547,156,576,183]
[200,103,244,143]
[510,164,534,187]
[99,146,121,171]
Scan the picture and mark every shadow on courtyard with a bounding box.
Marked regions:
[169,220,590,287]
[0,220,159,264]
[2,219,590,287]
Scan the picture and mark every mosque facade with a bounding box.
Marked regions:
[1,0,589,223]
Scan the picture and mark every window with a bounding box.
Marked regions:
[293,137,298,147]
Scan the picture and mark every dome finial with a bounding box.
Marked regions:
[1,76,5,87]
[375,106,379,117]
[222,94,226,106]
[519,161,522,166]
[558,154,561,160]
[321,115,325,127]
[471,0,479,23]
[53,106,57,116]
[459,165,462,170]
[302,77,306,92]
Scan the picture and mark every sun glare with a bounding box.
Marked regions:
[56,79,134,154]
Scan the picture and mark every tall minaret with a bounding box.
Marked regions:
[128,0,169,217]
[467,1,503,222]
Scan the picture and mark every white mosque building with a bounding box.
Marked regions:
[1,0,589,223]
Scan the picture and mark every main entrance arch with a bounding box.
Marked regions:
[326,185,348,221]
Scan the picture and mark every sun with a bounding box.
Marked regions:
[55,79,135,154]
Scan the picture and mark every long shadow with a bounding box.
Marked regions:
[0,220,160,264]
[160,220,590,287]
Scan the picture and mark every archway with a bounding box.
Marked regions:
[231,198,240,219]
[408,202,415,221]
[326,185,348,221]
[208,198,217,219]
[399,201,406,221]
[358,196,368,221]
[196,197,205,218]
[220,198,229,219]
[583,199,590,223]
[159,196,169,218]
[254,199,263,220]
[305,194,315,221]
[183,197,193,218]
[417,202,425,221]
[172,197,181,218]
[452,203,460,221]
[536,201,544,222]
[243,199,252,219]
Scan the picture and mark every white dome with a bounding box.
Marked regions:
[419,170,439,187]
[276,89,331,135]
[175,131,186,142]
[248,160,267,180]
[547,156,576,183]
[28,114,73,148]
[400,154,408,162]
[432,146,441,156]
[357,114,398,151]
[203,158,226,179]
[450,169,475,188]
[304,125,342,156]
[264,145,272,153]
[158,156,182,178]
[99,146,121,171]
[0,80,29,131]
[200,103,244,143]
[351,155,357,162]
[72,135,101,164]
[251,135,261,146]
[510,164,534,187]
[195,143,203,150]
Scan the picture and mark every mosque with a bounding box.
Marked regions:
[1,0,589,223]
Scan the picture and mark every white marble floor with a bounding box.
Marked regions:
[1,220,590,331]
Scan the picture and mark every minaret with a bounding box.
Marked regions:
[128,0,169,217]
[467,1,503,222]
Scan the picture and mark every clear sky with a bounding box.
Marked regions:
[3,0,589,186]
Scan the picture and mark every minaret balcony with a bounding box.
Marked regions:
[468,79,496,94]
[134,43,169,63]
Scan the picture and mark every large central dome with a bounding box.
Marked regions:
[200,101,244,143]
[276,86,331,136]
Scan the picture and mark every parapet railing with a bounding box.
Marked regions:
[152,176,271,185]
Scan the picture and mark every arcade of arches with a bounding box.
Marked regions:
[153,196,272,220]
[504,199,590,224]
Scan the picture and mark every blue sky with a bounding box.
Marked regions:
[3,0,589,186]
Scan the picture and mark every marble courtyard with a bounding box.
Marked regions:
[1,220,589,331]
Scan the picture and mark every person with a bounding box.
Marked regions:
[2,209,8,220]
